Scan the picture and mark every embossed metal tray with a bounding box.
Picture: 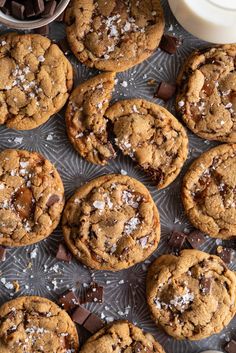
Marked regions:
[0,1,235,352]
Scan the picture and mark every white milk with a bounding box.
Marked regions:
[168,0,236,43]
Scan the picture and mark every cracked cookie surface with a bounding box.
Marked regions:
[65,0,164,72]
[106,99,188,189]
[80,320,165,353]
[146,249,236,340]
[62,174,160,271]
[66,72,116,165]
[0,296,79,353]
[182,144,236,239]
[0,33,73,130]
[0,149,65,247]
[176,45,236,142]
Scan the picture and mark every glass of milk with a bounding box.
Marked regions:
[168,0,236,43]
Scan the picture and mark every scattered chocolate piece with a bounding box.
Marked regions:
[58,290,80,311]
[83,313,104,333]
[58,38,71,55]
[0,0,6,7]
[42,0,57,18]
[34,25,49,36]
[72,305,91,325]
[225,340,236,353]
[0,246,6,262]
[11,1,25,20]
[84,283,104,304]
[200,276,212,295]
[216,246,234,264]
[25,3,35,18]
[187,230,206,249]
[168,231,186,250]
[56,243,72,262]
[160,34,181,54]
[154,81,176,101]
[33,0,45,16]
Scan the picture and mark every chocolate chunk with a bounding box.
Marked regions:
[58,38,71,56]
[216,246,234,264]
[47,194,60,207]
[13,187,34,219]
[0,0,6,7]
[154,82,176,101]
[56,243,72,262]
[168,231,186,250]
[160,34,180,54]
[34,25,49,36]
[84,283,104,303]
[72,305,91,325]
[0,246,6,262]
[58,290,80,311]
[83,313,104,333]
[225,340,236,353]
[187,230,206,249]
[42,0,57,18]
[200,276,212,295]
[33,0,45,15]
[55,10,65,22]
[25,3,35,18]
[11,1,25,20]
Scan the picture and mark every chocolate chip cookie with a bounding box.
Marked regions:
[62,174,160,271]
[66,72,116,165]
[0,296,79,353]
[176,45,236,142]
[0,33,73,130]
[182,143,236,239]
[0,149,64,247]
[106,99,189,189]
[79,320,165,353]
[65,0,165,72]
[146,249,236,340]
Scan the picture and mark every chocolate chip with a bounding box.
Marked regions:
[168,231,186,250]
[187,230,206,249]
[160,34,181,54]
[84,283,104,304]
[0,246,6,261]
[58,38,71,56]
[33,0,45,15]
[225,340,236,353]
[56,243,72,262]
[11,1,25,20]
[47,194,60,207]
[25,2,35,18]
[154,82,176,101]
[72,306,91,325]
[42,0,57,18]
[0,0,6,7]
[58,290,80,311]
[216,246,234,264]
[83,313,104,333]
[34,25,49,36]
[200,276,212,295]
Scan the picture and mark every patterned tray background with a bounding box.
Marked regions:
[0,1,236,352]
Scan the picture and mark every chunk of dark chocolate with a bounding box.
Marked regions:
[58,290,80,311]
[216,246,234,264]
[72,306,91,325]
[56,243,72,262]
[168,231,186,250]
[187,230,206,249]
[154,82,176,101]
[84,283,104,304]
[83,313,104,333]
[225,340,236,353]
[160,34,181,54]
[11,1,25,20]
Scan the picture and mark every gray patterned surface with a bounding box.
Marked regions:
[0,1,236,352]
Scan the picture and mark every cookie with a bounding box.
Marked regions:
[79,320,165,353]
[0,33,73,130]
[106,99,189,189]
[182,143,236,239]
[146,249,236,340]
[66,72,116,165]
[0,296,79,353]
[62,174,160,271]
[176,45,236,142]
[0,149,64,247]
[65,0,165,72]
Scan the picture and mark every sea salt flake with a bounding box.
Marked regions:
[124,217,140,235]
[38,55,45,62]
[120,81,128,88]
[93,200,105,210]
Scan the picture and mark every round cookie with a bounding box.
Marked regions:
[79,320,165,353]
[105,99,189,189]
[66,72,116,165]
[0,33,73,130]
[0,149,65,247]
[182,143,236,239]
[65,0,165,72]
[146,249,236,340]
[62,174,160,271]
[0,296,79,353]
[176,45,236,142]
